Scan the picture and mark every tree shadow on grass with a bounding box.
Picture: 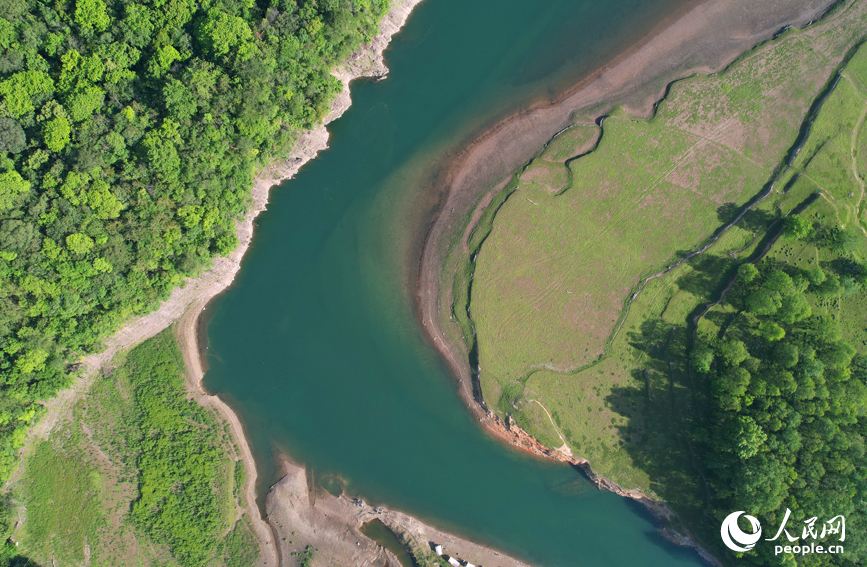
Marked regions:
[609,318,718,554]
[627,319,674,360]
[717,202,776,234]
[676,254,737,299]
[604,382,706,532]
[3,556,43,567]
[828,256,864,278]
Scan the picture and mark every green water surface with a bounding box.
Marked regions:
[203,1,709,565]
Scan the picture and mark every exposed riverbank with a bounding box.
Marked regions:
[416,0,839,564]
[265,456,533,567]
[22,0,842,565]
[171,1,426,563]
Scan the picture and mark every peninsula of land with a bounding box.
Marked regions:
[419,0,867,564]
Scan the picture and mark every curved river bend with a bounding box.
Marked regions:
[203,0,706,565]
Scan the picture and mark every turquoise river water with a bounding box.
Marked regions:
[203,0,708,565]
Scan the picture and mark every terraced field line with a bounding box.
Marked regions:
[609,48,861,342]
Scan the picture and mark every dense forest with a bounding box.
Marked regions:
[693,214,867,565]
[0,0,389,490]
[126,332,233,566]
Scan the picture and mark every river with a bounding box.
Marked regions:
[202,0,707,565]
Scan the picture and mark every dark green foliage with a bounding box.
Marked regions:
[122,330,235,566]
[0,0,390,486]
[773,341,799,368]
[692,344,714,373]
[781,213,812,240]
[805,266,826,286]
[746,288,780,315]
[757,320,785,342]
[0,118,24,154]
[817,273,844,297]
[694,258,867,565]
[738,262,759,283]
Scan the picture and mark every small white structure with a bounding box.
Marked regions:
[448,558,461,567]
[434,545,443,556]
[466,564,476,567]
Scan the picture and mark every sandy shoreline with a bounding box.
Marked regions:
[415,0,839,565]
[157,3,430,565]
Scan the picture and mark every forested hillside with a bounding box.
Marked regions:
[0,0,388,483]
[694,215,867,564]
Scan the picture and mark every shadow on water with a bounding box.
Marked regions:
[622,499,708,563]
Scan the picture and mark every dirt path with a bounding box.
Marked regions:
[528,399,572,457]
[418,0,842,437]
[418,0,840,423]
[845,73,867,236]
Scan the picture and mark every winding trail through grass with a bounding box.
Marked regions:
[607,36,867,345]
[845,72,867,236]
[474,42,857,389]
[528,399,572,456]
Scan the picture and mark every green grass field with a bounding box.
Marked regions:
[10,329,258,567]
[21,438,104,564]
[472,10,867,411]
[459,1,867,556]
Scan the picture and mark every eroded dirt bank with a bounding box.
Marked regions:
[416,0,840,565]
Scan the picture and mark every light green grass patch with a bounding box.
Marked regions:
[788,43,867,236]
[22,438,104,563]
[540,124,600,162]
[519,160,568,194]
[474,109,768,398]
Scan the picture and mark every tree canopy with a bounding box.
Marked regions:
[694,250,867,565]
[0,0,389,495]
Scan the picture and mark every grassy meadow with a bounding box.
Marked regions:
[472,5,867,409]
